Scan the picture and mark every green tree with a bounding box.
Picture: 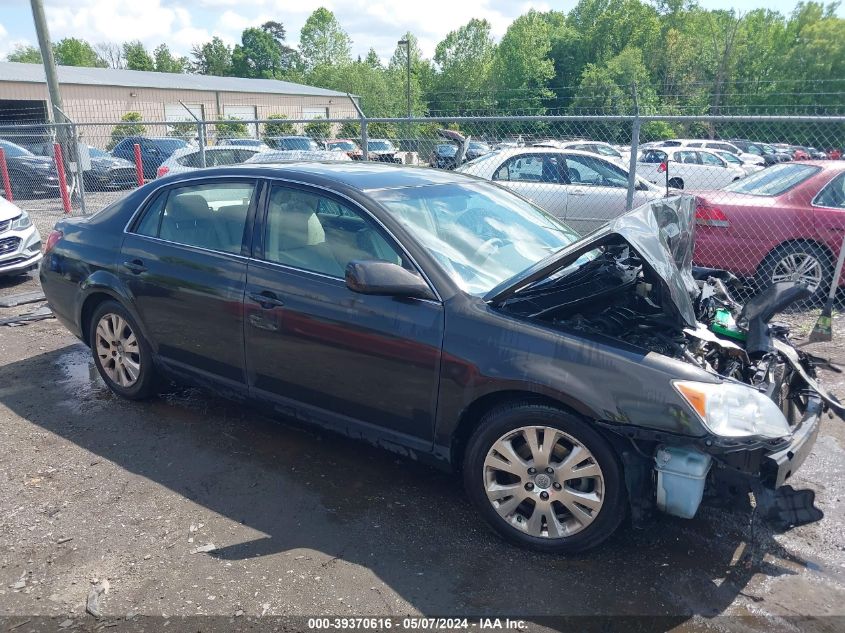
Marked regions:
[108,112,146,149]
[191,37,232,76]
[262,114,296,141]
[53,38,105,67]
[232,28,287,78]
[299,7,352,72]
[123,41,154,71]
[167,121,196,141]
[431,19,497,114]
[304,117,332,139]
[492,10,555,114]
[215,117,249,139]
[338,120,361,139]
[6,45,42,63]
[153,44,188,73]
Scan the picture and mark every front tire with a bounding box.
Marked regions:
[463,403,626,553]
[89,300,158,400]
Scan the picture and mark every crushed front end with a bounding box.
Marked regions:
[491,195,841,529]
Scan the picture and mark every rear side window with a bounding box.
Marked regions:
[132,181,254,254]
[815,173,845,209]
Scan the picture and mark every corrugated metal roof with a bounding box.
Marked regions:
[0,62,353,98]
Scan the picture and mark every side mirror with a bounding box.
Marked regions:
[345,260,436,301]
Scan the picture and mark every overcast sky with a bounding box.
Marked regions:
[1,0,842,65]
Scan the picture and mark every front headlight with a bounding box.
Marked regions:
[674,380,792,440]
[10,211,32,230]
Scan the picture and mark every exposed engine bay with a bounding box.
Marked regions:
[491,196,843,528]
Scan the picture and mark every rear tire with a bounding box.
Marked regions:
[463,402,627,553]
[756,242,831,303]
[89,300,159,400]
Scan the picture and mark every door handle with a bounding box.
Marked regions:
[249,291,285,309]
[123,259,147,274]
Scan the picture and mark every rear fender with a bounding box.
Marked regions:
[77,270,151,347]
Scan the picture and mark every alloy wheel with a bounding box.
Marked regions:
[483,425,605,538]
[771,251,823,293]
[94,313,142,387]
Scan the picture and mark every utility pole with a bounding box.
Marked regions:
[30,0,64,124]
[398,38,411,155]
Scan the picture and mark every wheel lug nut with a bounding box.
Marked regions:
[540,491,549,501]
[527,467,536,474]
[545,467,553,474]
[525,482,534,491]
[553,482,561,490]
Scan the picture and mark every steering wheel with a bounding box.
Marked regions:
[470,237,506,266]
[455,207,490,234]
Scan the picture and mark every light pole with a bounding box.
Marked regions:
[398,38,411,154]
[397,38,411,120]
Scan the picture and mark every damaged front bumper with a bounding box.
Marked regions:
[761,395,822,488]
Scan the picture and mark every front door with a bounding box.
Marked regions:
[492,153,568,219]
[559,153,634,233]
[244,183,444,444]
[120,179,257,387]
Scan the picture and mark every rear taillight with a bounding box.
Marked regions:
[695,203,730,228]
[44,229,63,253]
[156,165,169,178]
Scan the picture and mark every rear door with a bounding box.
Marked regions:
[491,153,568,218]
[243,182,444,444]
[120,178,257,389]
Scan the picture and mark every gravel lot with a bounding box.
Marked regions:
[1,266,844,631]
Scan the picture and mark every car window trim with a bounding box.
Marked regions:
[811,171,845,209]
[123,175,261,257]
[256,176,443,303]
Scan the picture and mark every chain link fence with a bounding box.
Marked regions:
[2,113,844,309]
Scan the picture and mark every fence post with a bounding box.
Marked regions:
[347,93,368,161]
[71,122,87,216]
[197,120,207,168]
[625,82,641,211]
[133,143,144,186]
[0,148,12,202]
[53,143,72,214]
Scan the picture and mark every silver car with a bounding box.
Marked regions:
[0,197,41,276]
[456,147,662,234]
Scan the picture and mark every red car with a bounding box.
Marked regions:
[694,161,845,300]
[325,139,363,160]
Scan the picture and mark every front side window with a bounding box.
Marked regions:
[698,152,725,167]
[815,173,845,209]
[564,154,628,188]
[370,182,579,295]
[724,163,821,196]
[263,186,405,278]
[134,181,254,254]
[641,149,667,164]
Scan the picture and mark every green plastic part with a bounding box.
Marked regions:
[710,308,747,341]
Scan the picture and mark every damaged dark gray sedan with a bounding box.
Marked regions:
[39,163,842,553]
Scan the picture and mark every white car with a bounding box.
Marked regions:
[456,147,663,234]
[636,147,747,190]
[0,196,42,276]
[711,149,765,176]
[156,146,262,178]
[651,138,765,167]
[533,140,630,165]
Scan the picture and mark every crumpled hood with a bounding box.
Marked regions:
[486,195,700,328]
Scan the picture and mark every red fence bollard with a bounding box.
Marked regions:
[0,148,12,202]
[53,143,72,215]
[133,143,144,186]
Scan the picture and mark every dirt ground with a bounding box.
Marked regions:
[1,270,844,633]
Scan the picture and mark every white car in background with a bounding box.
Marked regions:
[0,196,42,276]
[711,149,765,176]
[636,147,747,190]
[650,138,765,167]
[156,146,262,177]
[533,139,631,165]
[456,147,662,234]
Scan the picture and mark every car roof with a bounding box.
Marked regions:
[164,161,473,191]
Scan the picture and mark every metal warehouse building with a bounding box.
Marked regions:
[0,62,358,135]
